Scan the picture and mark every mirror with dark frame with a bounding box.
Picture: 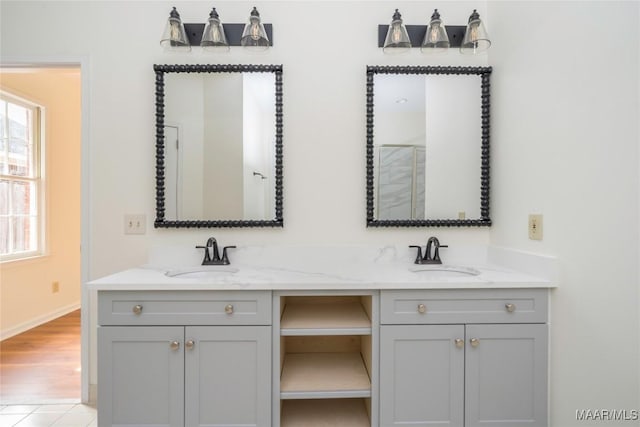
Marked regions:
[366,65,491,227]
[154,64,283,228]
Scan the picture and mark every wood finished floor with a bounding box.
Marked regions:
[0,310,81,404]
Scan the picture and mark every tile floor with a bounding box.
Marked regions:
[0,404,96,427]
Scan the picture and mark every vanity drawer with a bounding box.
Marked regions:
[98,290,272,326]
[380,289,547,324]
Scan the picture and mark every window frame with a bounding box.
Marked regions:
[0,90,45,262]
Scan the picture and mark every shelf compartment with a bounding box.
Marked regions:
[281,399,370,427]
[280,297,372,336]
[280,352,371,399]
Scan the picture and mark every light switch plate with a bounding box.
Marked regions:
[124,214,146,235]
[528,214,543,240]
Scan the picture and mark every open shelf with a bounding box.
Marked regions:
[280,298,372,336]
[281,399,370,427]
[277,294,374,425]
[280,353,371,399]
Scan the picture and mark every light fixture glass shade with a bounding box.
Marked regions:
[460,9,491,54]
[241,7,269,51]
[383,9,411,54]
[421,9,450,53]
[160,7,191,52]
[201,7,229,51]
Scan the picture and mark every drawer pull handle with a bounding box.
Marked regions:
[225,304,234,315]
[470,338,480,348]
[132,305,143,315]
[455,338,464,349]
[170,341,180,351]
[185,340,195,350]
[417,304,427,314]
[505,303,516,313]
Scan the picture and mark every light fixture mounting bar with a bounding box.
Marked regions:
[377,24,465,48]
[183,23,273,46]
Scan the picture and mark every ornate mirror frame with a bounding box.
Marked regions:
[366,65,492,227]
[154,64,283,228]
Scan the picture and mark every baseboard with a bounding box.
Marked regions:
[0,302,80,340]
[87,384,97,406]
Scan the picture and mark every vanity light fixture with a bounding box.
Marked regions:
[382,9,412,53]
[160,7,191,52]
[200,7,229,51]
[160,6,273,52]
[421,9,450,53]
[241,7,270,51]
[378,8,490,54]
[460,9,491,54]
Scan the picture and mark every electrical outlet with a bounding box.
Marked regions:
[52,281,60,293]
[528,214,543,240]
[124,214,146,235]
[458,211,466,220]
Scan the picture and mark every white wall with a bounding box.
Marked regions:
[204,74,243,218]
[243,73,275,220]
[488,1,640,425]
[164,73,204,219]
[2,1,638,423]
[425,75,480,219]
[0,1,492,281]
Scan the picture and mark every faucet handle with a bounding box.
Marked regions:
[221,246,237,265]
[409,245,424,264]
[432,242,448,263]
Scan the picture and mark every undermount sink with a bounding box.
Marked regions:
[165,266,239,279]
[408,265,481,277]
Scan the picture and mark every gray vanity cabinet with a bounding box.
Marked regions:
[380,289,548,427]
[97,290,272,427]
[98,326,184,427]
[185,326,271,427]
[380,324,464,426]
[464,323,547,427]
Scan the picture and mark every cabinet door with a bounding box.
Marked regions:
[98,326,184,427]
[380,325,464,427]
[465,324,548,427]
[185,326,271,427]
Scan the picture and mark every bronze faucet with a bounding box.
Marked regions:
[196,237,236,265]
[409,236,448,264]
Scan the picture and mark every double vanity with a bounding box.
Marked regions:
[89,243,555,427]
[97,46,535,427]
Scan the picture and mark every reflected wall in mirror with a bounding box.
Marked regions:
[154,64,283,228]
[366,65,491,227]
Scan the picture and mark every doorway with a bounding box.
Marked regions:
[0,64,84,404]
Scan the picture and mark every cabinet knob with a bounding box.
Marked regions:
[505,303,516,313]
[170,341,180,351]
[224,304,234,315]
[132,305,143,315]
[455,338,464,349]
[417,304,427,314]
[470,338,480,348]
[185,340,195,350]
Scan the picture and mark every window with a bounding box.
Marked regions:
[0,92,44,261]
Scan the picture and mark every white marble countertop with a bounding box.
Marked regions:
[87,244,557,291]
